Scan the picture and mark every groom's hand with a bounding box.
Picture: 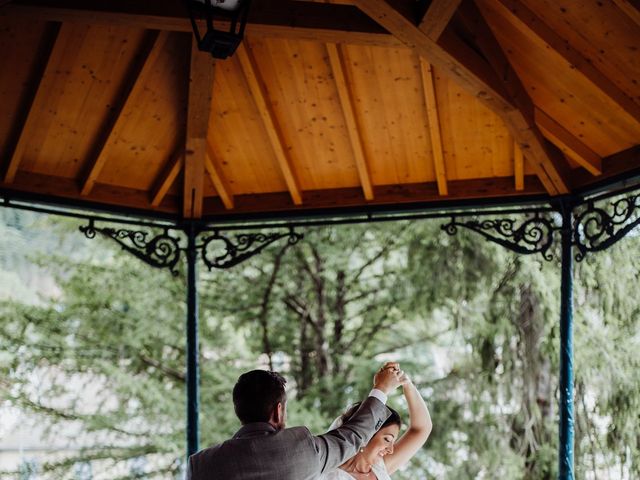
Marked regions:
[373,362,403,395]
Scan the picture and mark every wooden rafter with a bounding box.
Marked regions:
[205,142,234,210]
[150,149,183,207]
[236,43,303,205]
[514,141,524,191]
[489,0,640,126]
[184,38,215,219]
[326,43,374,201]
[419,59,448,196]
[612,0,640,27]
[569,145,640,192]
[3,23,63,183]
[353,0,569,196]
[3,0,401,48]
[80,30,170,196]
[419,0,463,40]
[534,109,602,176]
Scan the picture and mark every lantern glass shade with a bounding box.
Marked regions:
[187,0,250,59]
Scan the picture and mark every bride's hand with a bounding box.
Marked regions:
[398,371,411,386]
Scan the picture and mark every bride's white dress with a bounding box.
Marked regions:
[322,460,392,480]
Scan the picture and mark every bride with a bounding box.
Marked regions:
[323,368,432,479]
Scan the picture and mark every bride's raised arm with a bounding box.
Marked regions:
[383,376,432,474]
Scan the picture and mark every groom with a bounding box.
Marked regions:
[186,362,403,479]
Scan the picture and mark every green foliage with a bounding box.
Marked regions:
[0,211,639,479]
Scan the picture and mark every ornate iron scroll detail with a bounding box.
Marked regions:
[79,221,182,276]
[573,194,640,261]
[441,215,558,260]
[200,228,303,269]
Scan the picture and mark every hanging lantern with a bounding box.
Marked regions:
[186,0,251,59]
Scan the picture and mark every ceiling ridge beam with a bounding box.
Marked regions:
[534,108,602,176]
[326,42,374,201]
[353,0,569,195]
[3,22,65,184]
[419,0,463,40]
[150,148,183,207]
[514,141,524,191]
[491,0,640,126]
[183,38,215,219]
[236,43,303,206]
[419,59,448,196]
[80,30,170,196]
[205,142,234,210]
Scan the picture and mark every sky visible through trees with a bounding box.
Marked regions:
[0,208,639,479]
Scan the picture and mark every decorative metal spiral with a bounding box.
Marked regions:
[573,194,640,261]
[79,222,182,276]
[200,228,303,269]
[441,215,558,261]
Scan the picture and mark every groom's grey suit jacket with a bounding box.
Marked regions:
[186,396,390,480]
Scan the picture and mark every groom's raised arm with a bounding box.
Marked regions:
[310,363,401,474]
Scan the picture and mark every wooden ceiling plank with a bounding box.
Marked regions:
[3,22,62,184]
[451,0,571,194]
[184,38,215,219]
[612,0,640,27]
[419,59,448,196]
[326,43,374,201]
[514,141,524,191]
[3,1,402,48]
[353,0,568,195]
[236,43,303,205]
[205,142,234,210]
[150,149,183,207]
[492,0,640,126]
[419,0,463,40]
[534,109,602,176]
[80,30,170,196]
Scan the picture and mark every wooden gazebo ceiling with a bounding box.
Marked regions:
[1,0,639,220]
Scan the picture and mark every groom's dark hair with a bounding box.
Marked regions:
[233,370,287,424]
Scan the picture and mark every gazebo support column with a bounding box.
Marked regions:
[186,222,200,459]
[558,201,574,480]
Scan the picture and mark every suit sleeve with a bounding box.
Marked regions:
[311,396,391,474]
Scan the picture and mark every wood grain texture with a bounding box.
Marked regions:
[514,142,524,191]
[420,59,448,195]
[419,0,463,40]
[205,142,234,210]
[236,42,303,204]
[326,42,374,200]
[184,39,215,219]
[535,109,602,176]
[80,30,170,195]
[150,149,182,207]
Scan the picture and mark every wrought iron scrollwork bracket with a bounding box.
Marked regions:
[79,220,183,276]
[441,215,559,260]
[573,194,640,261]
[199,228,303,270]
[79,220,303,273]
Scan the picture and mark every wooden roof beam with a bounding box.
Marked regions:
[419,0,463,40]
[205,142,234,210]
[326,43,374,201]
[514,141,524,191]
[150,148,183,207]
[534,109,602,176]
[236,43,303,205]
[419,59,448,196]
[184,38,215,219]
[3,0,402,48]
[612,0,640,27]
[3,22,63,183]
[80,31,170,196]
[489,0,640,126]
[449,0,571,194]
[353,0,569,195]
